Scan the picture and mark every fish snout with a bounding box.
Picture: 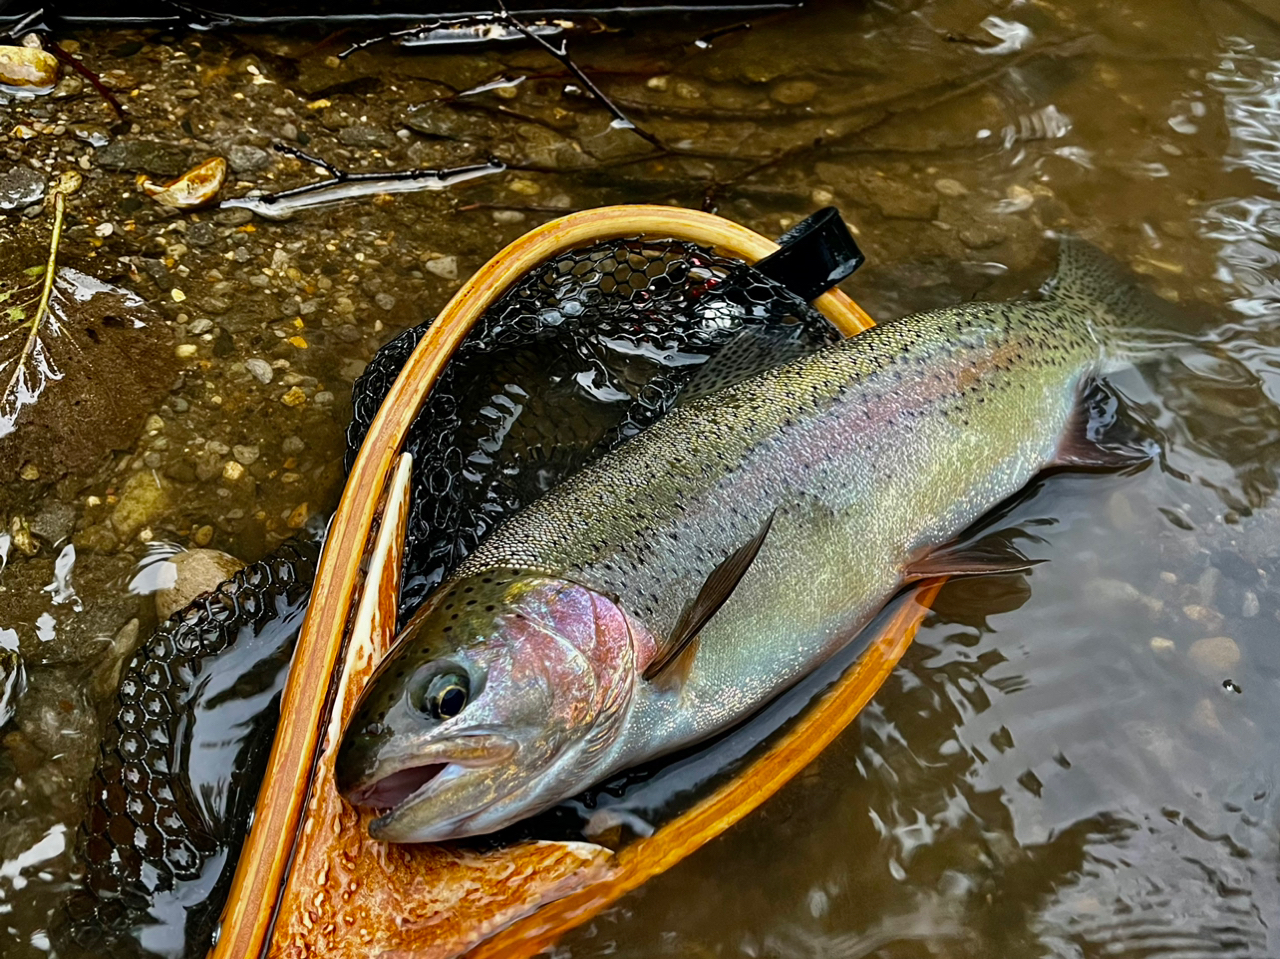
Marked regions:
[337,732,518,815]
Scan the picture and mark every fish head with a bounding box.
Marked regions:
[335,567,642,842]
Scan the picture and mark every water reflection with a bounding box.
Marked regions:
[1205,42,1280,318]
[5,0,1280,954]
[557,8,1280,959]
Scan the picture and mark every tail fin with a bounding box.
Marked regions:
[1042,236,1190,341]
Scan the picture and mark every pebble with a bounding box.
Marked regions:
[1183,604,1224,632]
[375,292,396,311]
[1242,589,1260,618]
[282,435,305,454]
[110,471,170,540]
[770,79,818,105]
[424,256,459,280]
[154,548,245,620]
[1188,635,1241,674]
[281,386,307,407]
[0,45,59,91]
[1149,636,1176,656]
[313,391,334,406]
[97,139,193,177]
[227,144,270,173]
[176,344,198,358]
[1087,578,1164,618]
[1196,565,1220,607]
[245,358,274,384]
[222,460,245,482]
[286,502,310,529]
[187,318,213,335]
[91,619,137,701]
[858,172,938,221]
[338,125,396,149]
[0,166,47,212]
[1193,697,1223,734]
[29,501,76,544]
[193,524,214,546]
[1106,491,1140,532]
[934,178,968,197]
[232,444,260,466]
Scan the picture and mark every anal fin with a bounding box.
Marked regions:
[1054,380,1154,470]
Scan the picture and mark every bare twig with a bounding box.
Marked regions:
[224,149,505,219]
[274,143,345,179]
[45,41,125,119]
[1,8,45,40]
[496,0,664,150]
[693,19,751,49]
[3,193,64,408]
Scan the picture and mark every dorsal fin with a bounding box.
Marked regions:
[643,510,776,683]
[678,328,821,407]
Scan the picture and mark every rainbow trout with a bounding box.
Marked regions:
[336,238,1155,841]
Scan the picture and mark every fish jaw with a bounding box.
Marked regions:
[337,573,649,842]
[341,733,517,813]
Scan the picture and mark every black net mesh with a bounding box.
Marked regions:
[62,539,320,958]
[347,238,840,619]
[69,235,842,959]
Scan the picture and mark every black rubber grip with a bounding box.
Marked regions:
[756,207,865,303]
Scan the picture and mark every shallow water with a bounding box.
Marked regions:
[3,0,1280,956]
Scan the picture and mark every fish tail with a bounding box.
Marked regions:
[1043,235,1188,355]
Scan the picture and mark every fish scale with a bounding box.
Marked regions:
[339,238,1162,843]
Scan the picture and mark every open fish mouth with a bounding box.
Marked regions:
[340,732,518,821]
[347,763,449,813]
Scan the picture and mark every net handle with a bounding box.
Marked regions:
[210,205,875,959]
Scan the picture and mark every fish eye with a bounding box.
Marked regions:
[419,671,470,721]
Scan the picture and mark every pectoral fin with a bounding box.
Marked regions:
[902,537,1044,583]
[643,510,777,683]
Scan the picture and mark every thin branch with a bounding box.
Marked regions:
[496,0,665,150]
[45,41,125,119]
[274,143,345,179]
[3,193,64,404]
[693,19,751,49]
[224,150,505,219]
[2,8,45,40]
